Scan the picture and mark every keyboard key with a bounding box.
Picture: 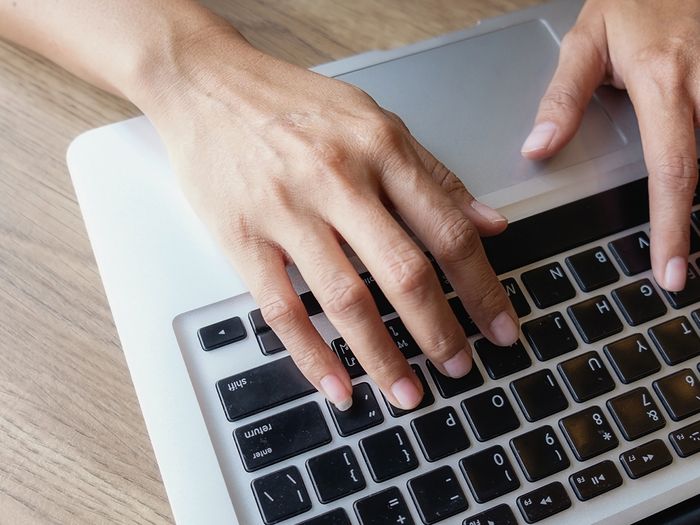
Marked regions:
[463,504,518,525]
[694,307,700,328]
[248,308,269,333]
[359,426,419,482]
[297,509,350,525]
[510,369,569,422]
[306,446,365,503]
[569,460,623,501]
[411,407,470,462]
[217,357,314,421]
[567,295,623,343]
[235,402,331,472]
[558,407,618,461]
[648,316,700,365]
[385,317,422,358]
[328,382,383,437]
[603,334,661,384]
[198,316,247,351]
[331,337,366,378]
[299,291,323,317]
[407,466,469,524]
[474,338,531,379]
[459,445,520,503]
[669,420,700,457]
[252,466,311,524]
[502,277,531,317]
[522,312,578,361]
[619,439,673,479]
[510,426,570,481]
[354,487,414,525]
[257,329,286,356]
[663,264,700,308]
[449,296,479,336]
[427,360,483,398]
[516,481,571,524]
[565,246,620,292]
[609,231,651,276]
[607,387,665,441]
[653,369,700,421]
[461,387,520,441]
[358,272,395,316]
[383,365,434,417]
[426,252,452,294]
[611,279,667,326]
[558,351,615,402]
[521,262,576,309]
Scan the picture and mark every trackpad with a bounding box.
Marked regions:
[336,20,626,197]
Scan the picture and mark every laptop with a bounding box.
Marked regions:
[66,0,700,523]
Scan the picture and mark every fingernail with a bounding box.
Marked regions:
[391,376,422,409]
[490,311,520,346]
[521,121,557,153]
[321,374,353,411]
[471,200,507,224]
[442,350,472,378]
[664,256,687,292]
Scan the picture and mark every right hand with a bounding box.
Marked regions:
[143,26,519,411]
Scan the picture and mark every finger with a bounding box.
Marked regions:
[234,238,354,410]
[522,25,607,159]
[627,76,697,291]
[281,221,424,410]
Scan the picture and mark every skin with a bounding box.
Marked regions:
[1,0,697,412]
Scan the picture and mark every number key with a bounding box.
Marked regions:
[459,445,520,503]
[607,387,665,441]
[559,407,618,461]
[510,426,570,481]
[653,369,700,421]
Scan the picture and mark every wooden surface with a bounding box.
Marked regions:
[0,1,540,523]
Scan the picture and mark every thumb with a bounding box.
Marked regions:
[522,26,607,160]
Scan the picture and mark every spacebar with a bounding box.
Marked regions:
[216,356,315,421]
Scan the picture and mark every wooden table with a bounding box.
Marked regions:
[0,1,541,522]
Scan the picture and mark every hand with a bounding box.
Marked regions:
[522,0,700,291]
[145,30,519,411]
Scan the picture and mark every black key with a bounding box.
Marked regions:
[383,365,434,417]
[611,279,667,326]
[257,329,285,356]
[198,316,247,351]
[234,402,331,472]
[359,272,394,316]
[407,466,469,524]
[609,231,651,276]
[463,504,518,525]
[510,369,568,422]
[459,445,520,503]
[653,369,700,421]
[566,246,620,292]
[691,227,700,254]
[331,337,366,378]
[248,308,269,333]
[461,387,520,442]
[558,407,618,461]
[426,252,452,294]
[449,296,479,336]
[328,382,383,437]
[567,295,623,343]
[517,482,571,524]
[474,338,531,380]
[306,446,365,503]
[354,487,414,525]
[569,460,623,501]
[297,509,350,525]
[669,420,700,458]
[385,317,421,358]
[252,466,311,524]
[217,356,314,421]
[607,387,665,441]
[695,307,700,328]
[502,277,531,317]
[603,334,661,384]
[522,312,578,361]
[359,426,419,482]
[521,262,576,309]
[510,425,570,481]
[558,351,615,402]
[427,360,483,398]
[663,264,700,308]
[648,316,700,365]
[693,209,700,228]
[299,291,323,317]
[411,407,470,462]
[619,439,673,479]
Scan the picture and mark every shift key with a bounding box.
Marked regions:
[234,402,331,471]
[217,356,315,421]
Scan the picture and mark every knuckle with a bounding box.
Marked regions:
[433,214,480,263]
[423,326,466,361]
[634,45,686,87]
[382,248,434,299]
[308,140,351,174]
[652,155,698,193]
[367,117,406,153]
[320,275,370,318]
[259,295,303,332]
[540,85,584,117]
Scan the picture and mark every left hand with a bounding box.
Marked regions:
[521,0,700,291]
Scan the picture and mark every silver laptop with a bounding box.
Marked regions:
[66,0,700,523]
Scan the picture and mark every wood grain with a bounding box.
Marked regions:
[0,1,540,523]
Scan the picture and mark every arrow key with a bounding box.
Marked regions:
[198,316,247,351]
[569,460,623,501]
[516,481,571,523]
[619,439,673,479]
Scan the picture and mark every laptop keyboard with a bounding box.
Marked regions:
[174,173,700,525]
